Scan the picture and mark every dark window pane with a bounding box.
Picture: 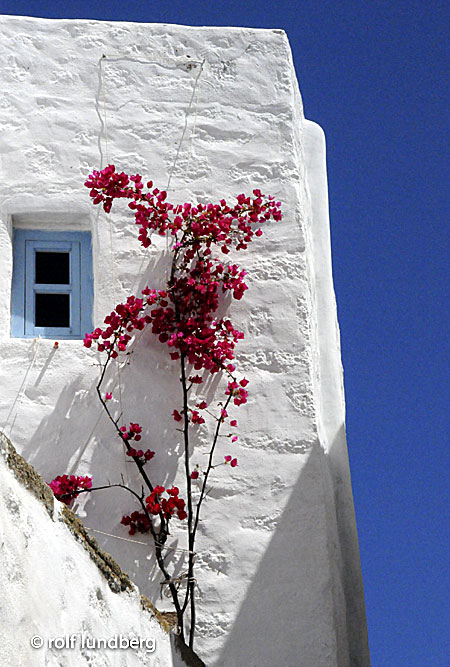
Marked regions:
[35,252,70,284]
[35,293,70,327]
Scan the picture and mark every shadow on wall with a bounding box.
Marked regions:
[18,336,188,598]
[20,373,97,474]
[213,430,369,667]
[14,365,369,665]
[13,238,239,601]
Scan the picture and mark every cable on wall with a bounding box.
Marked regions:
[165,57,205,194]
[2,337,41,438]
[74,53,206,476]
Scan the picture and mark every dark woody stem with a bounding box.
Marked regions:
[95,351,189,637]
[83,185,271,646]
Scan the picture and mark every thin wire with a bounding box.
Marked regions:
[68,407,105,475]
[116,361,124,419]
[74,56,205,471]
[166,58,205,194]
[85,526,151,546]
[98,55,128,478]
[115,361,130,486]
[98,54,205,295]
[67,356,127,475]
[99,53,204,69]
[132,52,205,290]
[107,213,116,289]
[85,526,195,554]
[100,56,109,165]
[163,58,205,275]
[2,337,41,436]
[184,75,202,177]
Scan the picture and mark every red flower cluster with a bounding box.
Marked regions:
[145,486,187,521]
[83,166,281,378]
[81,165,282,539]
[172,407,206,425]
[48,474,92,506]
[226,379,249,406]
[126,448,155,464]
[224,455,238,467]
[121,511,151,535]
[85,164,135,214]
[120,422,142,440]
[85,166,281,252]
[83,295,148,357]
[190,410,205,425]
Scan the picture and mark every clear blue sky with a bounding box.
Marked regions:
[1,1,448,664]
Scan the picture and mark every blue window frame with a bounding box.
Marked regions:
[11,229,93,339]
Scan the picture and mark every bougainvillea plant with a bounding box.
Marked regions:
[48,164,281,648]
[48,474,93,506]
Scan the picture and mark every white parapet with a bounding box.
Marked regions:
[0,15,369,666]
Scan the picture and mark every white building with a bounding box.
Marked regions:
[0,15,369,666]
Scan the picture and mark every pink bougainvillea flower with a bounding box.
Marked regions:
[120,511,150,535]
[83,164,282,545]
[224,455,238,467]
[191,411,205,425]
[48,474,92,506]
[127,448,155,465]
[144,485,187,521]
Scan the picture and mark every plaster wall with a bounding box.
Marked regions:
[0,15,369,666]
[0,433,201,667]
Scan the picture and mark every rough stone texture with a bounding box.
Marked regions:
[0,15,369,666]
[0,433,204,667]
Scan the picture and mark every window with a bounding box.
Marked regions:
[11,229,93,339]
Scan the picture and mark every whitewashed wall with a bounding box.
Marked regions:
[0,433,202,667]
[0,15,369,666]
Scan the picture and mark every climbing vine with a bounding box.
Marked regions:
[49,164,281,648]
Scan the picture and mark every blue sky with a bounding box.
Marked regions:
[1,1,448,664]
